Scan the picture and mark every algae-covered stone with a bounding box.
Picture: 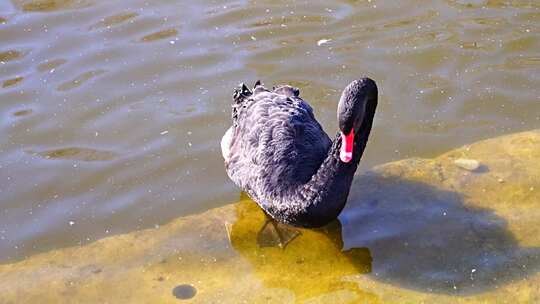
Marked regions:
[1,130,540,303]
[453,158,481,171]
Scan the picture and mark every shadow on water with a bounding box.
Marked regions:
[228,172,540,299]
[228,196,376,302]
[341,172,540,295]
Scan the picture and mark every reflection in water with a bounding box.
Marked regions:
[89,12,138,30]
[36,58,67,72]
[28,147,117,161]
[12,109,32,117]
[256,219,301,249]
[341,173,540,295]
[227,163,540,299]
[17,0,90,12]
[1,0,539,289]
[57,69,106,91]
[2,76,23,88]
[228,197,375,302]
[0,50,22,62]
[140,28,178,42]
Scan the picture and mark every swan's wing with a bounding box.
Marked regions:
[225,87,331,201]
[221,127,234,162]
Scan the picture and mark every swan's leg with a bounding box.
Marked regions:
[257,218,301,249]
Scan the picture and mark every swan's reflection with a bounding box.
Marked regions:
[228,170,540,298]
[227,195,375,302]
[228,166,540,299]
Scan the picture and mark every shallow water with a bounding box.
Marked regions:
[1,130,539,303]
[0,0,539,271]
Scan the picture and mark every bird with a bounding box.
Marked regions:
[221,78,378,228]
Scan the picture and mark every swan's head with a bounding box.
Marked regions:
[337,78,378,163]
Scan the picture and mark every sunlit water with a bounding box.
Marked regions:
[0,0,539,274]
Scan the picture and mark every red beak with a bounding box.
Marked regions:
[340,129,354,163]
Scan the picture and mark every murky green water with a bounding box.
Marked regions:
[0,0,539,285]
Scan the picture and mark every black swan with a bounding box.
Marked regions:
[221,78,378,228]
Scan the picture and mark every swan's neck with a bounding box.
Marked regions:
[298,133,363,222]
[259,132,364,228]
[262,94,377,227]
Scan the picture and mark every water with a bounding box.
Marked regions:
[0,0,539,269]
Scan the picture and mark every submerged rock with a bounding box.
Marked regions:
[172,284,197,299]
[0,130,539,303]
[453,158,481,171]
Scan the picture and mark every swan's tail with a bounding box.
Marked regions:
[232,81,261,126]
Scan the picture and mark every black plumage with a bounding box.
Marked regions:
[222,78,378,227]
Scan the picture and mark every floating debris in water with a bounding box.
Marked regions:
[454,158,480,171]
[172,284,196,300]
[317,39,331,46]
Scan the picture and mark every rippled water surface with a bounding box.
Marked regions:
[1,0,539,274]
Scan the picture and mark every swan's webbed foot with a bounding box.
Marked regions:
[257,218,301,249]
